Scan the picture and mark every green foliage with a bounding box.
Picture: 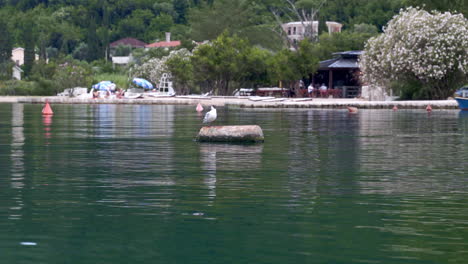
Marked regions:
[353,23,378,34]
[188,0,278,49]
[113,44,132,56]
[404,0,467,16]
[0,62,14,81]
[147,14,175,41]
[53,58,93,93]
[0,17,13,64]
[242,47,271,88]
[390,79,429,100]
[0,78,56,95]
[0,0,412,65]
[91,59,117,74]
[0,80,38,95]
[30,61,57,80]
[166,50,195,94]
[360,7,468,99]
[87,18,101,61]
[92,73,129,89]
[310,30,376,61]
[72,43,89,61]
[21,16,36,77]
[46,47,59,59]
[191,33,253,95]
[267,49,299,87]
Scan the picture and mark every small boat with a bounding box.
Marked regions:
[455,86,468,110]
[455,97,468,110]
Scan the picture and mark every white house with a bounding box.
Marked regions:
[12,65,23,80]
[11,47,40,66]
[326,22,343,34]
[282,21,319,45]
[111,54,133,68]
[282,21,343,49]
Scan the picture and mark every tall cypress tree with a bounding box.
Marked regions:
[101,1,110,60]
[0,18,12,62]
[22,17,36,77]
[87,15,100,62]
[0,17,13,80]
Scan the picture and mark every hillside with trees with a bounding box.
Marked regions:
[0,0,466,97]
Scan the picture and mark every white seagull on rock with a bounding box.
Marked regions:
[203,106,217,124]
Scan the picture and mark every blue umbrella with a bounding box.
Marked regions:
[132,78,153,90]
[93,81,115,91]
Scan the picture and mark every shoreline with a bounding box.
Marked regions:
[0,95,459,109]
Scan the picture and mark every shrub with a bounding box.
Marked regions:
[360,7,468,99]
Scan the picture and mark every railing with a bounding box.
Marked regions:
[336,86,361,98]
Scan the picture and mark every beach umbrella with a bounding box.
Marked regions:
[132,78,153,89]
[93,81,116,91]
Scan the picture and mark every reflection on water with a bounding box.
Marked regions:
[10,104,24,220]
[0,104,468,264]
[42,114,52,140]
[199,143,264,202]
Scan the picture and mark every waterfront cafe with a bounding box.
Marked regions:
[311,50,362,98]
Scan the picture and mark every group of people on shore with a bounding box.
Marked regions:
[307,83,328,95]
[92,84,126,99]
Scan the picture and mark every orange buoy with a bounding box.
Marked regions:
[392,105,398,111]
[426,105,432,112]
[347,106,358,113]
[196,103,204,112]
[42,101,54,115]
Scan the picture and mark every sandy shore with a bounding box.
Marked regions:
[0,95,459,109]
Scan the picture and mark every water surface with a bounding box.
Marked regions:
[1,103,467,264]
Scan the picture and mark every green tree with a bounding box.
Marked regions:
[21,16,36,77]
[191,33,252,95]
[267,49,299,88]
[243,47,271,88]
[29,6,57,61]
[188,0,279,49]
[166,49,194,94]
[294,40,319,80]
[87,17,100,62]
[0,17,13,80]
[360,7,468,99]
[404,0,467,16]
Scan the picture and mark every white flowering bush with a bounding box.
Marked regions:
[359,7,468,99]
[130,49,192,86]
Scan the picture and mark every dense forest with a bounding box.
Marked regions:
[0,0,466,96]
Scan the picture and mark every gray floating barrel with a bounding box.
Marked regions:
[196,125,264,143]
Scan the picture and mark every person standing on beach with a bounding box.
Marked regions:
[308,84,314,96]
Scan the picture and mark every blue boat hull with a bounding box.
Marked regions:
[455,97,468,110]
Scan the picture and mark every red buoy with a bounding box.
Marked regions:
[196,103,204,112]
[42,101,54,115]
[426,105,432,112]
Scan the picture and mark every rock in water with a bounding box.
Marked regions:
[196,125,264,143]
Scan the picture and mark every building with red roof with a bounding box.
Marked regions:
[145,33,181,48]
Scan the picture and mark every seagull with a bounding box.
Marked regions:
[203,106,217,124]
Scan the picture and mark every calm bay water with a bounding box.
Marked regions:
[1,103,467,264]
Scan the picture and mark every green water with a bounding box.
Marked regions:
[1,103,467,264]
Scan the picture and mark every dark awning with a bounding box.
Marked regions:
[318,50,362,70]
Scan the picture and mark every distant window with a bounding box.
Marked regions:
[287,27,291,35]
[293,27,296,34]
